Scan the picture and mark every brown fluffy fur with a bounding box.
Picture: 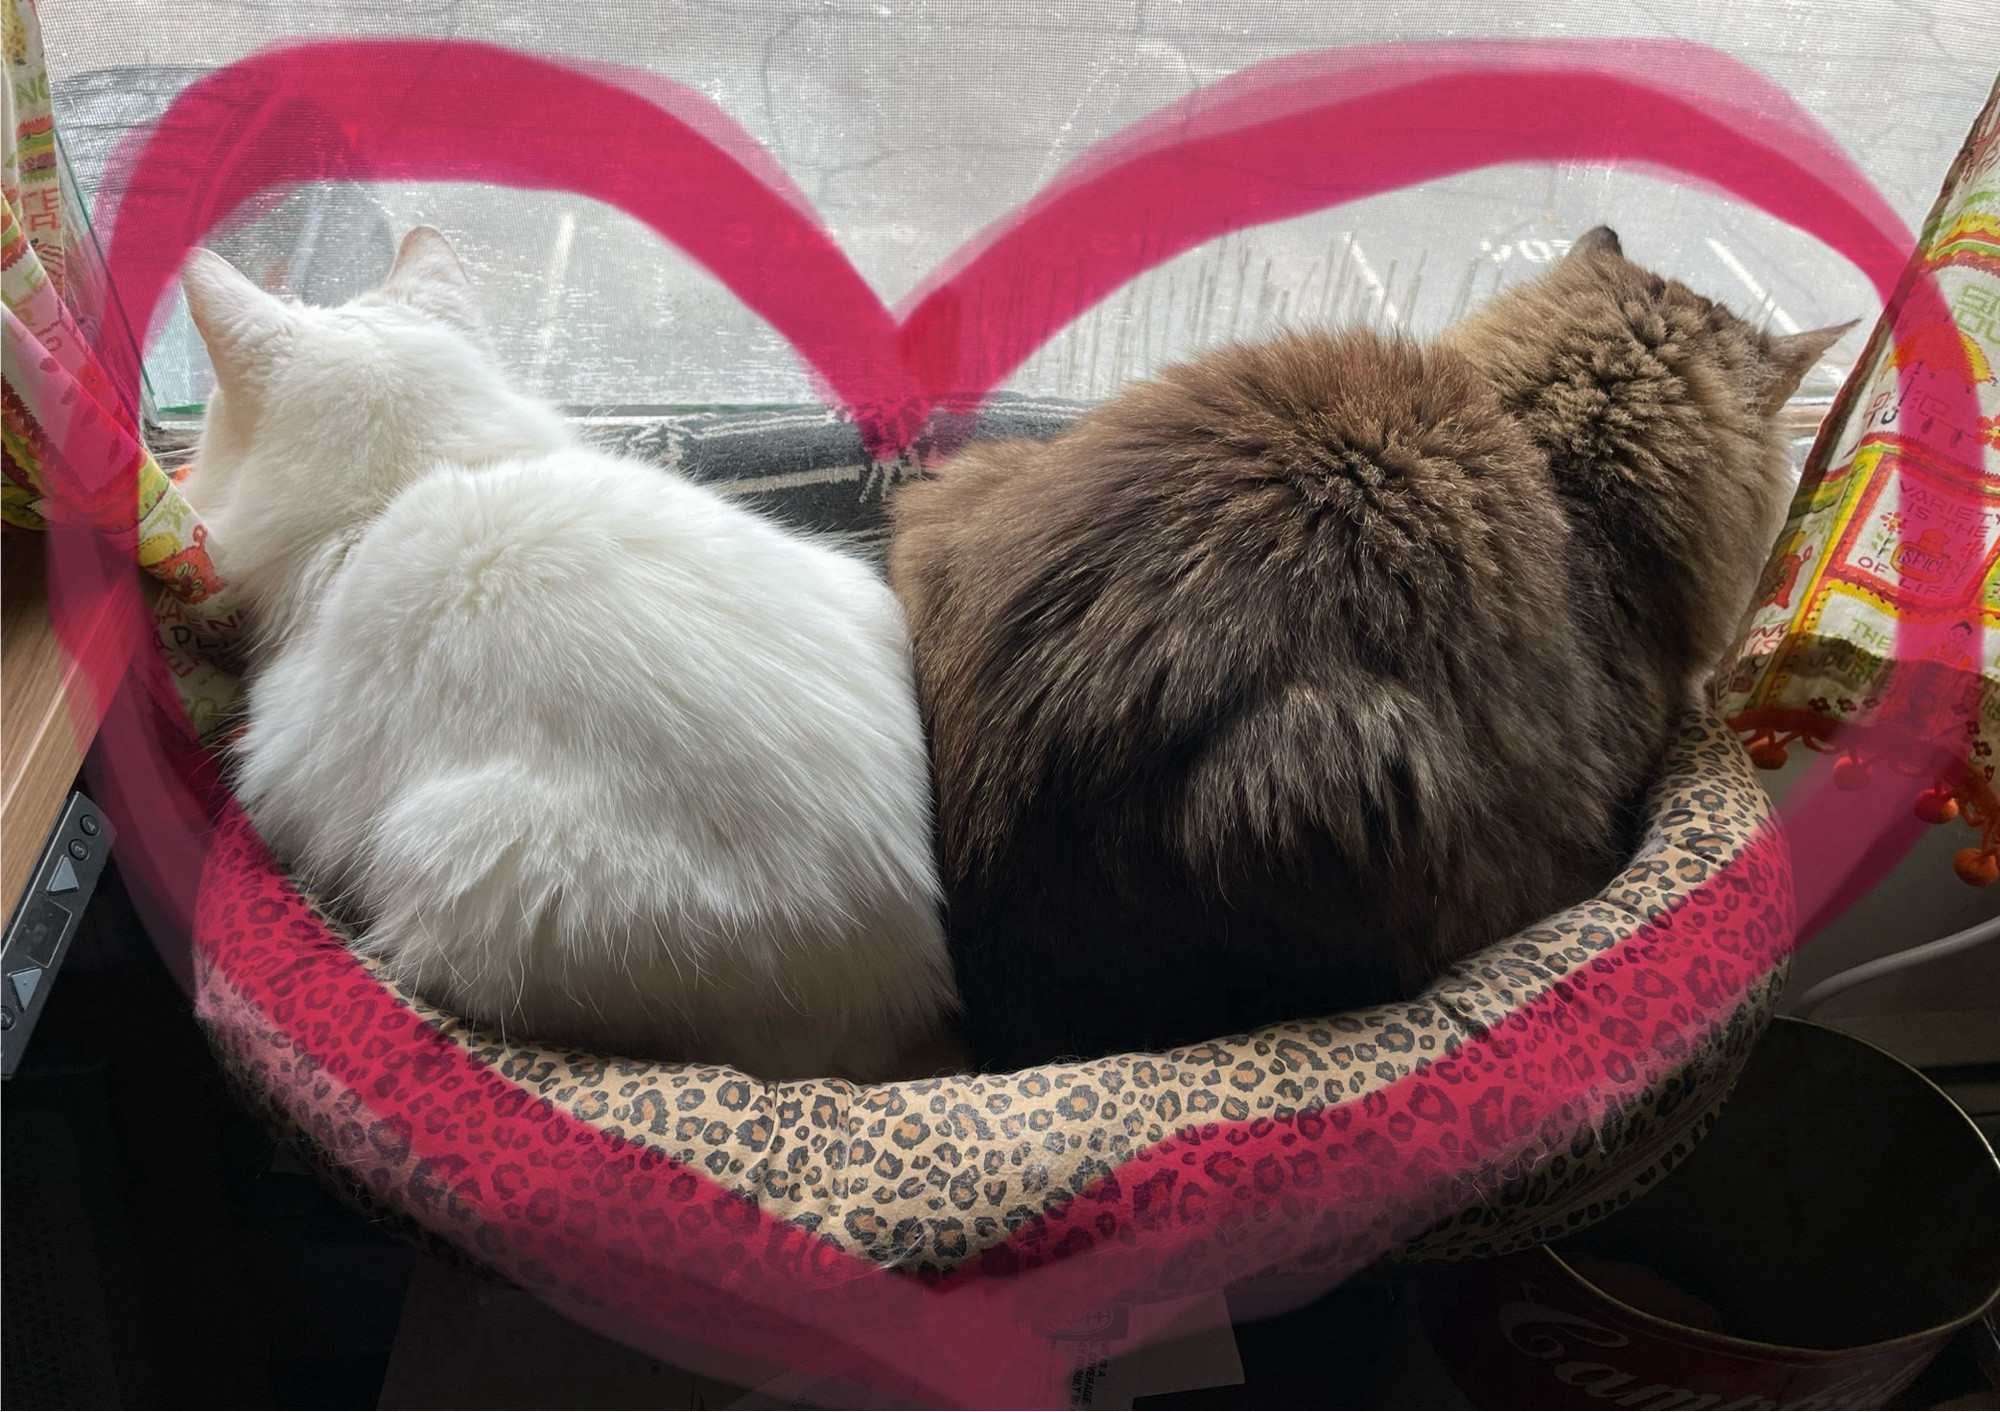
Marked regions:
[887,227,1847,1070]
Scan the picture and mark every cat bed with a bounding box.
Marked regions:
[193,689,1789,1328]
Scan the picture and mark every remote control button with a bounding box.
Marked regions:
[20,897,70,966]
[79,815,100,836]
[47,857,80,894]
[9,968,43,1009]
[1,1007,12,1029]
[68,839,89,860]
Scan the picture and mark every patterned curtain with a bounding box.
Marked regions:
[1720,76,2000,888]
[2,0,242,738]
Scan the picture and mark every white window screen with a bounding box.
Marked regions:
[44,2,2000,417]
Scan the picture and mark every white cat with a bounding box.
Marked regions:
[179,227,958,1081]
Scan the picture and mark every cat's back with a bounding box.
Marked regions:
[898,331,1567,641]
[891,329,1629,1064]
[359,444,899,664]
[236,441,950,1075]
[893,329,1591,837]
[246,443,927,874]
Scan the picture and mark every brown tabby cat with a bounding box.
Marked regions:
[887,227,1847,1071]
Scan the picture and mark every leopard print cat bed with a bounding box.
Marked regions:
[193,684,1789,1392]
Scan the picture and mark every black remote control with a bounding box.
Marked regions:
[3,792,114,1079]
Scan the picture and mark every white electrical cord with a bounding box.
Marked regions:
[1793,913,2000,1019]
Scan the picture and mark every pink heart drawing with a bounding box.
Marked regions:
[37,35,1983,1405]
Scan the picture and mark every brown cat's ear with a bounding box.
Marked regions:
[1762,321,1858,411]
[1565,225,1623,263]
[381,226,482,334]
[182,248,294,390]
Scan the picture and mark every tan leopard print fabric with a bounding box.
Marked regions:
[196,705,1789,1279]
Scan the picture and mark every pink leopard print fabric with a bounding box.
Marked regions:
[193,706,1788,1389]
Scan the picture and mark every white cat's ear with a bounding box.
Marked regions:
[182,248,294,387]
[1763,321,1858,410]
[381,226,483,334]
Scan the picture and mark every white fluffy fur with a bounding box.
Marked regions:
[180,228,957,1080]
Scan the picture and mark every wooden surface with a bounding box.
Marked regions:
[3,531,86,919]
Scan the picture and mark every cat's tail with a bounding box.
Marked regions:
[350,764,638,1040]
[347,763,958,1076]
